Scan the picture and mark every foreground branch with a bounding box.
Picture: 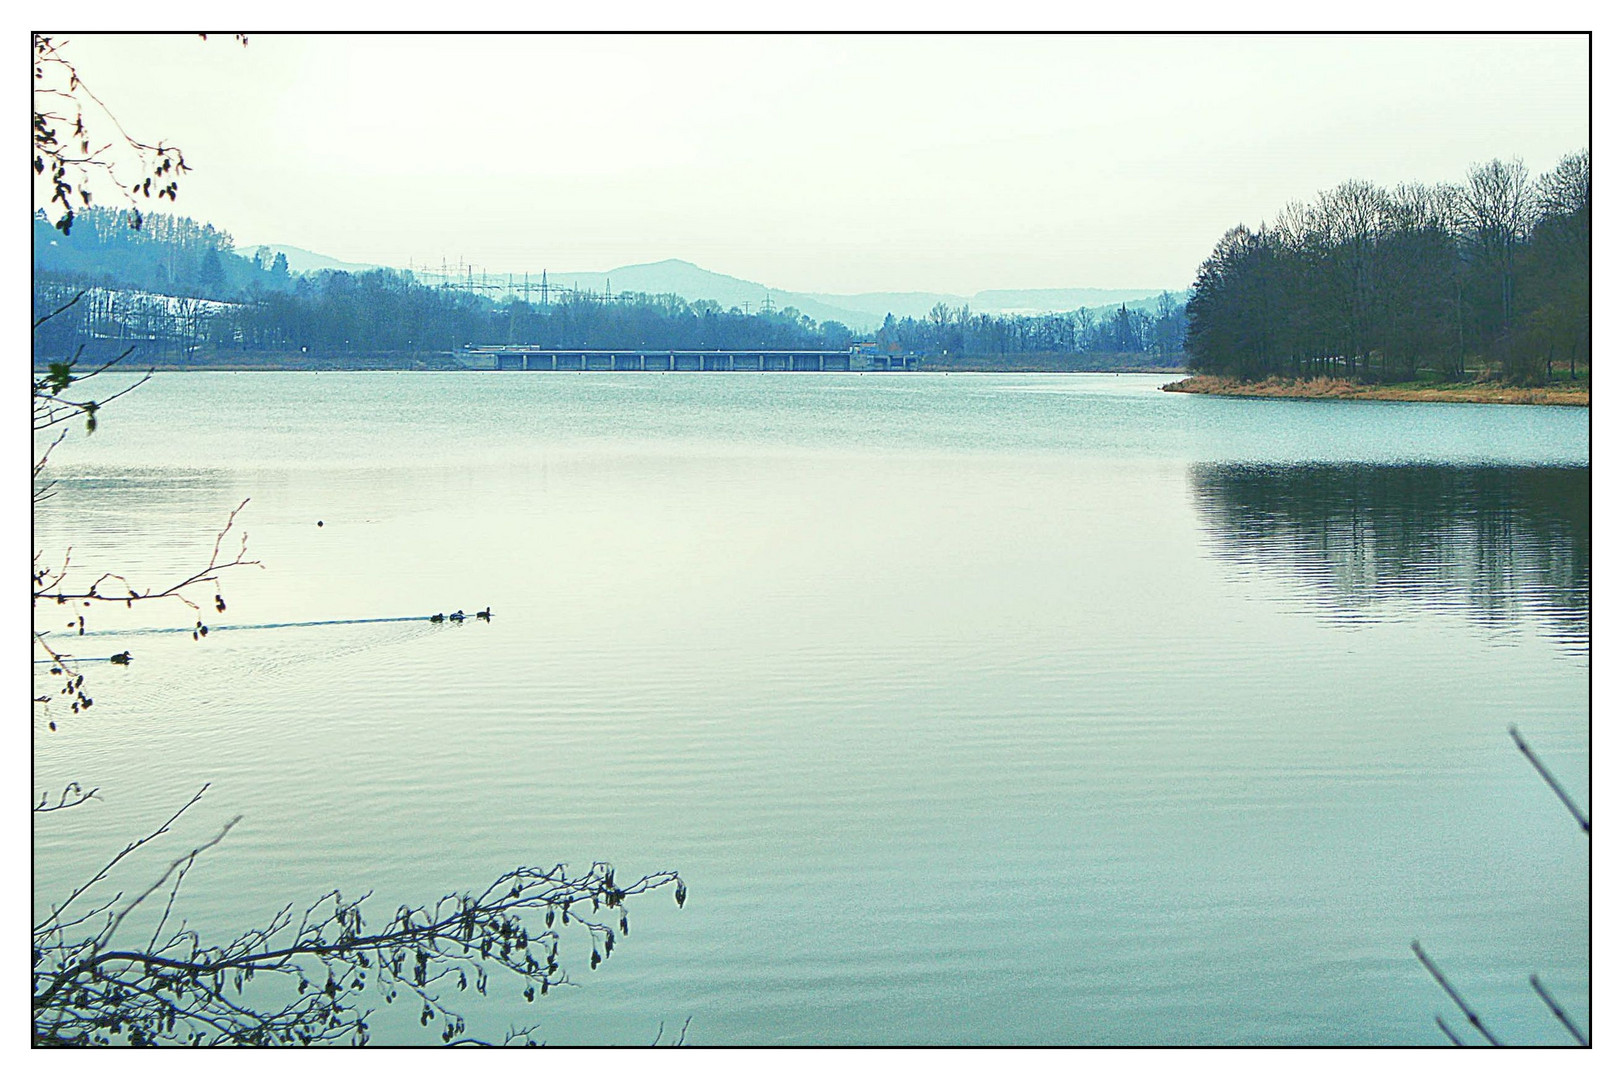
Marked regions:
[35,782,101,813]
[1508,726,1590,833]
[33,499,260,720]
[1528,974,1589,1046]
[34,791,685,1046]
[1411,941,1501,1047]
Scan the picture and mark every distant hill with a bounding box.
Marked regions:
[232,243,380,275]
[535,259,878,329]
[975,288,1187,316]
[527,260,1185,329]
[795,287,1188,323]
[218,245,1186,330]
[798,290,964,323]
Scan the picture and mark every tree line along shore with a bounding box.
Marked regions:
[1179,151,1589,405]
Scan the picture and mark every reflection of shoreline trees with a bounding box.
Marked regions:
[1188,464,1589,650]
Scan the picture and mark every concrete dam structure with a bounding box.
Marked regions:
[460,347,921,372]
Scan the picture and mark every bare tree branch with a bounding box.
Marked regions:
[37,785,212,935]
[1528,974,1589,1046]
[1434,1014,1467,1046]
[34,288,86,330]
[33,34,198,235]
[33,492,260,718]
[1508,726,1590,833]
[33,788,685,1046]
[35,782,100,813]
[36,499,260,613]
[1411,941,1501,1047]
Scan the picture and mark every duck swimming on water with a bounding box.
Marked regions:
[476,607,492,621]
[429,613,445,623]
[449,610,466,622]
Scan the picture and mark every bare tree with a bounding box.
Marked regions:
[1529,151,1591,380]
[1460,158,1532,341]
[1319,179,1388,377]
[33,785,686,1046]
[1535,149,1590,223]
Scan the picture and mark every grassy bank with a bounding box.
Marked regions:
[1162,374,1589,407]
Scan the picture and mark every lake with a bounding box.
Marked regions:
[32,372,1590,1045]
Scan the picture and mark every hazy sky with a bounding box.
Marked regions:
[48,33,1589,296]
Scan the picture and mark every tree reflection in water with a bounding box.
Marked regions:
[1188,464,1589,652]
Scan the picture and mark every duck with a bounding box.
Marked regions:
[109,651,132,665]
[475,607,492,621]
[448,610,466,622]
[429,613,445,623]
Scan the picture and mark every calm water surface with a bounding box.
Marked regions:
[33,373,1589,1045]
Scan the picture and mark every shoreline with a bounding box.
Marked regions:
[31,359,1189,376]
[1161,374,1589,407]
[33,349,1189,377]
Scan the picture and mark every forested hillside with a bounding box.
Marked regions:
[34,207,1187,369]
[34,208,293,299]
[1185,152,1590,386]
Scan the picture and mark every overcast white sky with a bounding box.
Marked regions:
[45,32,1589,296]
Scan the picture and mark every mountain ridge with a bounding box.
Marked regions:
[234,249,1185,330]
